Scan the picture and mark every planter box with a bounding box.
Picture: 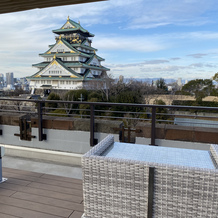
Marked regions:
[82,135,218,218]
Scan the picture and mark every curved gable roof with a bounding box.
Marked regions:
[30,57,82,78]
[53,19,94,37]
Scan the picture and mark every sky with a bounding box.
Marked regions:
[1,0,218,81]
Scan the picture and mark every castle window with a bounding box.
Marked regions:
[63,57,67,61]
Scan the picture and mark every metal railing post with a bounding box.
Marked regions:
[37,101,43,141]
[0,147,7,183]
[151,106,156,146]
[90,104,95,147]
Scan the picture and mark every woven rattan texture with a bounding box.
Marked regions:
[210,144,218,167]
[82,135,218,218]
[153,165,218,217]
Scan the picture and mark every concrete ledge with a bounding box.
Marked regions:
[0,144,82,166]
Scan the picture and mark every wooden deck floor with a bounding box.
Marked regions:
[0,167,84,218]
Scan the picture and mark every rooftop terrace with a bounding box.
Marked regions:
[1,98,218,217]
[1,166,83,218]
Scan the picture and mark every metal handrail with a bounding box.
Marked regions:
[1,97,218,146]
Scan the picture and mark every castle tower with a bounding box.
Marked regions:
[27,17,109,92]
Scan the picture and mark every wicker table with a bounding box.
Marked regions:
[82,135,218,218]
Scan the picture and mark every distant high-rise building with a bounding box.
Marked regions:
[177,78,182,87]
[6,72,14,86]
[119,75,124,83]
[0,73,4,89]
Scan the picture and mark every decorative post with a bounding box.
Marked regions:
[0,147,7,183]
[37,101,43,141]
[151,106,156,146]
[90,104,95,147]
[78,94,84,118]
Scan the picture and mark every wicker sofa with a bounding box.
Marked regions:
[82,135,218,218]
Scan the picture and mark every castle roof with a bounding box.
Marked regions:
[30,57,82,78]
[52,18,94,37]
[32,61,110,71]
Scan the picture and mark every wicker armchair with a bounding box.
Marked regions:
[82,135,218,218]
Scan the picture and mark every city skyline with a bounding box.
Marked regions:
[0,0,218,80]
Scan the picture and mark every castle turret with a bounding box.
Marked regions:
[27,17,109,91]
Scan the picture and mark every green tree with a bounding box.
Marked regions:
[63,89,88,115]
[153,99,168,122]
[181,79,214,102]
[46,93,60,108]
[64,89,88,102]
[213,72,218,82]
[156,78,168,92]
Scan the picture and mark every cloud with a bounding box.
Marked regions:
[171,57,181,61]
[189,63,205,68]
[107,59,169,68]
[188,63,216,68]
[144,60,169,64]
[108,59,217,80]
[187,53,208,58]
[0,0,218,80]
[120,0,218,29]
[93,36,167,52]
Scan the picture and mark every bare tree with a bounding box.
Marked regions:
[84,73,114,101]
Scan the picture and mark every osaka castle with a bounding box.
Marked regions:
[27,17,110,91]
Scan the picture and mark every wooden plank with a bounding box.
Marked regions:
[27,182,83,196]
[2,171,38,183]
[3,177,32,186]
[3,167,44,178]
[12,192,84,212]
[0,182,83,203]
[0,204,61,218]
[0,187,16,197]
[0,196,72,217]
[4,171,83,190]
[69,211,84,218]
[40,173,82,184]
[0,213,19,218]
[34,177,83,190]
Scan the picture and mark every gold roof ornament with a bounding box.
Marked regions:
[67,16,69,21]
[59,35,62,39]
[53,54,56,59]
